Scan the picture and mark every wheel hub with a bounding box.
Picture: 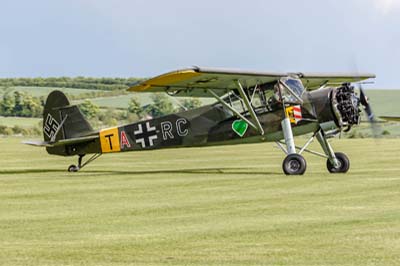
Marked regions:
[289,160,301,171]
[283,154,307,175]
[334,160,342,170]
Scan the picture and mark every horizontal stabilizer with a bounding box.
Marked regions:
[23,135,98,148]
[22,140,52,147]
[380,116,400,122]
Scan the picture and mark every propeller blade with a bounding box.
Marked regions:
[359,87,375,122]
[350,60,380,137]
[358,85,381,137]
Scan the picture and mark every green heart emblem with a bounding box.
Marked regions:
[232,120,248,137]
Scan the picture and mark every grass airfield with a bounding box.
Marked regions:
[1,137,400,265]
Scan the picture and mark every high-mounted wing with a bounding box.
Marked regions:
[298,72,376,90]
[128,67,285,97]
[128,66,376,97]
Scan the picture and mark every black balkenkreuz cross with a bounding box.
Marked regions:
[43,114,60,139]
[134,121,158,148]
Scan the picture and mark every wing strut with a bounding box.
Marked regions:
[209,89,258,131]
[235,81,265,135]
[209,80,265,136]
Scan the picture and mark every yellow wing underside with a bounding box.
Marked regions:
[128,67,375,97]
[130,70,202,92]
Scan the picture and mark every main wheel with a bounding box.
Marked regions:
[326,152,350,173]
[282,154,307,175]
[68,164,79,172]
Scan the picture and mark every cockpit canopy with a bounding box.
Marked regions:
[278,77,305,104]
[220,76,306,115]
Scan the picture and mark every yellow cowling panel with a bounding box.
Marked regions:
[99,127,121,153]
[128,70,201,91]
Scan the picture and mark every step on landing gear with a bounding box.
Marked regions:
[67,153,101,172]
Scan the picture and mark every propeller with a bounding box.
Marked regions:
[349,58,380,137]
[359,85,375,122]
[356,83,381,137]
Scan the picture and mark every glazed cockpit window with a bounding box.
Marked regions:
[276,77,305,104]
[282,77,305,97]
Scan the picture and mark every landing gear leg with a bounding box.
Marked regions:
[67,153,101,172]
[316,130,350,173]
[281,117,307,175]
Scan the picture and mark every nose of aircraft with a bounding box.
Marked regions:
[308,84,363,132]
[308,87,337,124]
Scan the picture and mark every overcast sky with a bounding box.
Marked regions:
[1,0,399,88]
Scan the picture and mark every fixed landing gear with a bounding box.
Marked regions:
[67,153,101,172]
[278,117,307,175]
[326,152,350,173]
[68,164,79,172]
[283,154,307,175]
[276,125,351,175]
[316,131,350,174]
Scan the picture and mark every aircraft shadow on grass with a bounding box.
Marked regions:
[0,167,277,176]
[0,169,67,175]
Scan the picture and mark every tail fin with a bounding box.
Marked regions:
[43,90,94,155]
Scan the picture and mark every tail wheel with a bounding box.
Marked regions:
[327,152,350,173]
[68,165,79,172]
[282,154,307,175]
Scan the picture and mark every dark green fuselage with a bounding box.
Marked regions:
[57,87,337,156]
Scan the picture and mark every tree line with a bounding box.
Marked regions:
[0,91,43,117]
[0,77,143,91]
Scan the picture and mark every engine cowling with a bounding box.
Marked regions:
[331,83,361,131]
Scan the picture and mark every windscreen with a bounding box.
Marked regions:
[283,78,305,97]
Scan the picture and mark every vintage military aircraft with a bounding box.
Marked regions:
[24,66,377,175]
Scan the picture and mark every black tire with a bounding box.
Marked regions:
[327,152,350,173]
[282,154,307,175]
[68,165,79,172]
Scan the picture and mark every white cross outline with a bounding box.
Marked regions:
[134,121,158,148]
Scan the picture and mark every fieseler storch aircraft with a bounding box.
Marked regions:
[24,67,377,175]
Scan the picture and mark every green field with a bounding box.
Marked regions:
[0,86,100,97]
[77,94,154,109]
[0,116,41,128]
[1,137,400,265]
[83,94,214,109]
[365,89,400,116]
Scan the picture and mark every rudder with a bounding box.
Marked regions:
[43,90,94,155]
